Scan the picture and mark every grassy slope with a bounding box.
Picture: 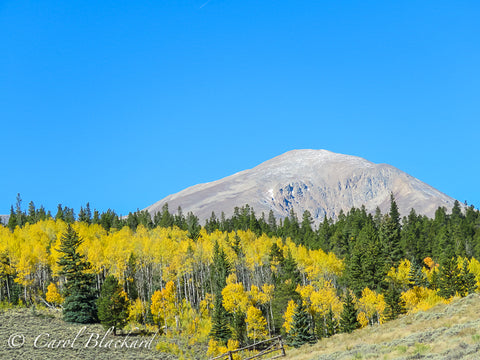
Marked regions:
[0,307,177,360]
[286,293,480,360]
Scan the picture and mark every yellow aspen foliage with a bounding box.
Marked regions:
[310,280,343,319]
[102,226,134,280]
[401,286,446,313]
[468,257,480,289]
[128,297,147,325]
[150,280,178,330]
[387,259,411,289]
[283,299,297,334]
[207,339,240,359]
[248,285,269,306]
[74,222,108,273]
[222,276,249,314]
[423,257,437,270]
[200,293,214,317]
[45,282,63,305]
[246,305,268,342]
[296,284,316,316]
[357,287,385,326]
[422,258,440,284]
[261,284,274,302]
[357,311,369,328]
[242,232,277,271]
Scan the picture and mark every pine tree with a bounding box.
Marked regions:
[270,247,301,333]
[55,204,65,221]
[438,257,461,299]
[210,295,232,344]
[27,201,36,224]
[339,291,359,333]
[57,225,97,323]
[97,275,129,335]
[325,308,337,337]
[383,282,406,321]
[380,194,403,267]
[209,241,232,344]
[288,301,315,348]
[7,205,17,231]
[408,258,427,288]
[458,259,477,297]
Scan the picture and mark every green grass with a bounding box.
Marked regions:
[472,333,480,343]
[413,342,430,355]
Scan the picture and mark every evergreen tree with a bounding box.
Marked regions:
[458,258,477,297]
[78,203,92,224]
[288,301,315,348]
[383,282,406,321]
[124,253,139,301]
[15,193,26,228]
[438,257,461,299]
[210,295,232,344]
[314,215,332,251]
[325,308,337,337]
[380,194,403,267]
[209,241,232,344]
[57,225,97,323]
[186,212,201,241]
[270,247,301,333]
[55,204,65,221]
[267,210,277,236]
[339,291,359,333]
[27,201,36,224]
[97,275,129,335]
[7,205,17,231]
[345,221,384,296]
[301,210,315,247]
[408,258,427,288]
[155,203,174,228]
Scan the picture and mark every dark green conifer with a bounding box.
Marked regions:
[209,241,232,344]
[57,225,97,323]
[408,258,427,288]
[438,257,461,299]
[383,282,406,321]
[97,275,129,335]
[339,291,359,333]
[325,307,337,337]
[458,258,477,297]
[288,301,315,348]
[380,194,402,267]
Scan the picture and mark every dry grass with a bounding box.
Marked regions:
[0,306,180,359]
[285,293,480,360]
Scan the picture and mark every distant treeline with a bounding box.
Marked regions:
[7,194,480,264]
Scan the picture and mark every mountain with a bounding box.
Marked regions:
[144,149,457,224]
[0,215,9,225]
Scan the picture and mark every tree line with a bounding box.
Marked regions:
[1,194,479,354]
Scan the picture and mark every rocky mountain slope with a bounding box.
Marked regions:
[145,149,457,224]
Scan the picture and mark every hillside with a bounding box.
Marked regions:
[286,294,480,360]
[0,307,176,360]
[144,149,457,224]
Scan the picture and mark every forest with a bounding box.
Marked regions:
[1,194,480,356]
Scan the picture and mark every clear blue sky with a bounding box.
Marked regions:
[1,0,479,216]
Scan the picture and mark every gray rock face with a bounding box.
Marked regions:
[144,149,457,225]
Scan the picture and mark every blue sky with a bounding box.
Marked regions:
[1,0,479,216]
